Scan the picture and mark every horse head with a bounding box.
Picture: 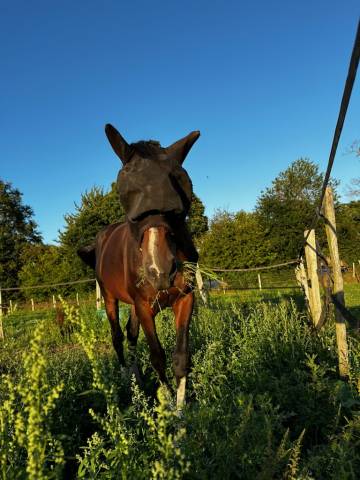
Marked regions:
[104,123,200,292]
[105,123,200,223]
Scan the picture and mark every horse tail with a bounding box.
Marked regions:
[77,243,96,269]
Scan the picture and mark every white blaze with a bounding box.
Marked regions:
[148,227,161,275]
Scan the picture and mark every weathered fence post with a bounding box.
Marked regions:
[96,280,102,310]
[257,274,262,290]
[0,287,3,340]
[76,292,80,306]
[295,259,311,311]
[304,229,322,327]
[52,295,56,308]
[31,298,34,312]
[323,186,349,379]
[195,263,208,305]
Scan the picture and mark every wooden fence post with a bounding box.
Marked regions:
[96,281,102,310]
[323,186,349,379]
[295,260,311,311]
[195,263,208,305]
[304,229,322,327]
[52,295,56,309]
[31,298,34,312]
[257,274,262,290]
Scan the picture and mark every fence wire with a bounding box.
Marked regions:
[301,19,360,255]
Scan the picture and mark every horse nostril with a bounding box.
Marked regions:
[149,267,158,278]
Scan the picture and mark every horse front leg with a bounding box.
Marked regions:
[126,305,142,385]
[172,291,194,409]
[135,301,168,386]
[104,296,125,365]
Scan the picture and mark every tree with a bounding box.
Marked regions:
[336,200,360,263]
[58,182,126,282]
[255,159,338,261]
[187,193,208,241]
[0,179,41,290]
[199,209,275,269]
[19,244,66,300]
[199,210,237,269]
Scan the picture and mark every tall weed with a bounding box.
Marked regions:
[0,321,64,479]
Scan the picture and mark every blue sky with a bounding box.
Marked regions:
[1,1,359,244]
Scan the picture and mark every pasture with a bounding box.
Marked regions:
[0,286,360,479]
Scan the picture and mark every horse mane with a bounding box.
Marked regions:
[129,140,164,159]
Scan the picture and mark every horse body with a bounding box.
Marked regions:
[95,218,194,305]
[79,123,200,407]
[91,217,195,406]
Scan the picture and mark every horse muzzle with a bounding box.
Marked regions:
[146,260,177,291]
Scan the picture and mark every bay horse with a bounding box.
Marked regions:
[78,124,200,408]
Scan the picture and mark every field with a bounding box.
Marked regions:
[0,286,360,479]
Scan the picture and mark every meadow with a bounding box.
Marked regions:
[0,286,360,479]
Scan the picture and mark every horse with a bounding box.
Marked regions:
[78,124,200,408]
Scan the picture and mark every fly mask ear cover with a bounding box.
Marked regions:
[117,156,193,222]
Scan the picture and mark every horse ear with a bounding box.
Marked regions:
[166,131,200,164]
[105,124,132,164]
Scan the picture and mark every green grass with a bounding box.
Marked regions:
[0,288,360,479]
[344,284,360,323]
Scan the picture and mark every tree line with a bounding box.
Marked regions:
[1,157,359,302]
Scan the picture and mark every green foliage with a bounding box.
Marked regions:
[60,183,125,252]
[1,292,360,479]
[18,244,66,300]
[199,209,275,270]
[16,182,126,298]
[336,201,360,264]
[0,321,64,479]
[68,303,189,479]
[198,158,357,274]
[255,158,338,261]
[186,193,208,241]
[58,183,125,282]
[0,179,41,291]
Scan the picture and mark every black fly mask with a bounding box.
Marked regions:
[105,124,200,223]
